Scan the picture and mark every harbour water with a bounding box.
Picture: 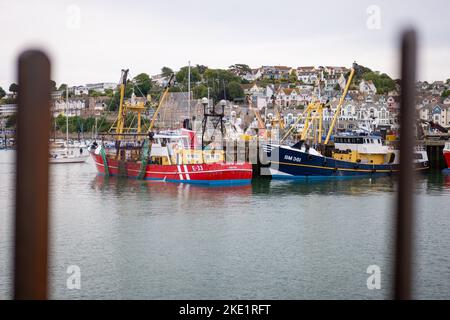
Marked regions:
[1,150,449,299]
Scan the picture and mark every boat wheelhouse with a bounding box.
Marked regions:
[332,133,395,165]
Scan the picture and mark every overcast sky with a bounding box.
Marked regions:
[1,0,449,89]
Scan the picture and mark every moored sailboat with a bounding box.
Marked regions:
[49,88,89,164]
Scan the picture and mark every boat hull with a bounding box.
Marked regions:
[90,152,253,185]
[444,150,450,168]
[50,157,89,164]
[265,145,429,179]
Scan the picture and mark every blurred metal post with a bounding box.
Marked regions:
[394,30,417,300]
[14,50,51,299]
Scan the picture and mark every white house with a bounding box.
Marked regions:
[296,67,319,85]
[151,74,169,86]
[242,69,262,82]
[86,82,116,94]
[0,104,17,117]
[260,66,292,80]
[443,97,450,105]
[72,85,89,96]
[359,80,377,95]
[275,88,300,107]
[417,103,450,127]
[53,99,86,117]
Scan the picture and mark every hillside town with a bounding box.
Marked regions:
[1,64,449,136]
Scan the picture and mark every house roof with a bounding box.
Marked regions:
[273,66,291,70]
[282,88,295,95]
[240,83,258,90]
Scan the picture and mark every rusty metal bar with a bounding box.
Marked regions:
[394,29,417,300]
[14,50,51,299]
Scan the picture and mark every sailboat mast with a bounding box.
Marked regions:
[66,87,69,142]
[188,60,191,120]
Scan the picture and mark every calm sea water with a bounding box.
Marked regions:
[1,150,449,299]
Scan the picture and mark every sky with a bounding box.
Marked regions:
[1,0,449,90]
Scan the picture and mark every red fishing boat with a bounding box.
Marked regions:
[90,133,252,185]
[444,141,450,169]
[89,70,252,185]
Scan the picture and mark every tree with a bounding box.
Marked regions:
[9,83,19,94]
[58,83,68,91]
[89,90,102,97]
[228,81,244,100]
[229,64,252,75]
[133,73,152,96]
[0,86,5,99]
[161,66,173,77]
[196,64,208,75]
[50,80,57,91]
[442,90,450,98]
[6,114,16,128]
[104,89,114,97]
[203,68,241,83]
[362,71,396,94]
[289,71,298,84]
[176,66,201,84]
[193,84,209,99]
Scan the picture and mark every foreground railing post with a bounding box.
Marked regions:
[394,29,417,300]
[14,50,51,299]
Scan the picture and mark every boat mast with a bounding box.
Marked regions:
[188,61,191,121]
[116,69,129,139]
[65,87,69,142]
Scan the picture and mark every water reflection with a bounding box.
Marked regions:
[254,176,397,196]
[421,170,450,194]
[90,171,450,200]
[90,174,253,202]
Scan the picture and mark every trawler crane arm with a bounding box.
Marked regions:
[116,69,129,135]
[148,74,175,132]
[324,68,355,145]
[280,103,313,143]
[247,95,265,129]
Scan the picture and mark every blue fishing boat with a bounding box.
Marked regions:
[264,134,428,178]
[263,65,429,179]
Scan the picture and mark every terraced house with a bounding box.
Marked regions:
[260,65,292,80]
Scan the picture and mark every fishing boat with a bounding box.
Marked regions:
[263,65,429,178]
[89,69,252,185]
[444,141,450,169]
